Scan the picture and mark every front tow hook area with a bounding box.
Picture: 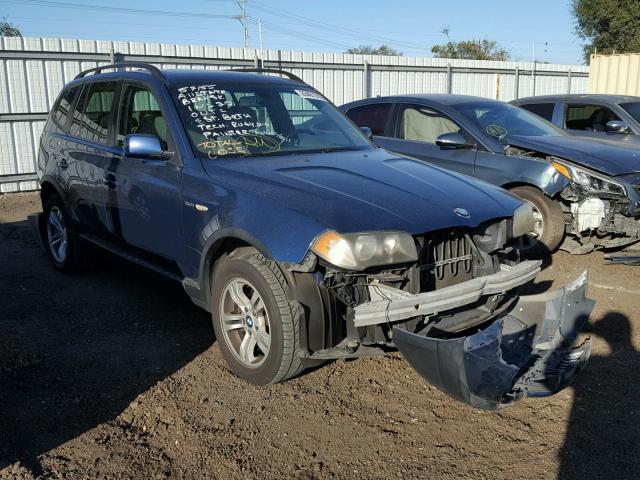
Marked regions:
[393,271,594,410]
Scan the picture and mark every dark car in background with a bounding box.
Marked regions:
[512,94,640,145]
[341,95,640,255]
[35,64,592,410]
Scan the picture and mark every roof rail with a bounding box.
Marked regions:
[75,62,164,80]
[228,68,306,84]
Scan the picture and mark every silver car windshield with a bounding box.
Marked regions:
[452,101,566,144]
[172,82,372,159]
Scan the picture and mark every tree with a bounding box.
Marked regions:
[345,45,403,56]
[0,17,21,37]
[431,27,509,61]
[572,0,640,61]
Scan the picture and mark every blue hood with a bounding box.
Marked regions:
[202,148,521,235]
[508,135,640,177]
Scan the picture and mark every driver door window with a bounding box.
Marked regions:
[117,84,170,147]
[397,105,461,144]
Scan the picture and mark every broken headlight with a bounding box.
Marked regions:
[310,230,418,271]
[552,160,626,197]
[511,201,535,238]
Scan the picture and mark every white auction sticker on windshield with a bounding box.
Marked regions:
[294,89,326,101]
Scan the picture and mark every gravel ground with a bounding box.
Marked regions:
[1,192,639,480]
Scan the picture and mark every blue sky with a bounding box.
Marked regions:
[1,0,585,64]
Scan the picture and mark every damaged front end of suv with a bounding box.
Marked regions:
[286,208,593,410]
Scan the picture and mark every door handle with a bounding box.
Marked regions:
[102,173,118,188]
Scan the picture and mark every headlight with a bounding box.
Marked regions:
[512,201,535,238]
[310,230,418,271]
[551,160,626,196]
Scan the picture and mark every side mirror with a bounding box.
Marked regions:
[605,120,631,134]
[360,126,373,139]
[436,132,474,149]
[124,134,167,159]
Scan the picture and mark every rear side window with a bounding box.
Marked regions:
[519,103,555,121]
[51,86,78,131]
[565,104,620,131]
[70,81,116,144]
[346,103,391,136]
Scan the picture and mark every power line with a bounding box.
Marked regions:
[252,18,353,50]
[0,0,237,20]
[250,1,432,51]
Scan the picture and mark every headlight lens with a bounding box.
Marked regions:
[512,201,535,238]
[310,230,418,270]
[552,160,626,196]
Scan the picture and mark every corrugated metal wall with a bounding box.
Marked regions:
[0,36,589,192]
[589,53,640,96]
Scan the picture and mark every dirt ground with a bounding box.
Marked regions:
[0,192,638,480]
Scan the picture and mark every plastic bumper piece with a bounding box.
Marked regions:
[393,271,594,410]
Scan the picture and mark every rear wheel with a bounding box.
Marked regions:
[510,186,565,259]
[211,248,304,385]
[42,194,93,272]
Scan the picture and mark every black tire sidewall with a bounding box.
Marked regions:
[211,255,288,385]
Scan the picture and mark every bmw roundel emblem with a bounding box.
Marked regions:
[454,207,471,219]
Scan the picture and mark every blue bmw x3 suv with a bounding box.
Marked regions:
[36,63,593,409]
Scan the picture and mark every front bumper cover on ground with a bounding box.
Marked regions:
[393,271,594,410]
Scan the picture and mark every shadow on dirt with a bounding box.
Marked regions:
[0,219,214,475]
[558,312,640,480]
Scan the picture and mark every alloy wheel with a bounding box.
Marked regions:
[219,278,271,368]
[47,206,68,263]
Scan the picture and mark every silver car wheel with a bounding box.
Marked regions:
[521,202,544,248]
[219,278,271,368]
[47,206,68,263]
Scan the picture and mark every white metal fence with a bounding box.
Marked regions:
[0,36,589,192]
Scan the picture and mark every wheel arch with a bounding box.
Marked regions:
[199,229,276,306]
[502,181,561,199]
[39,177,65,207]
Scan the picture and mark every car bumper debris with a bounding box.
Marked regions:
[393,271,593,410]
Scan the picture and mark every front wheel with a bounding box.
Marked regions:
[211,248,304,385]
[510,186,565,259]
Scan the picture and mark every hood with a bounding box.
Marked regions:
[201,148,521,235]
[508,135,640,177]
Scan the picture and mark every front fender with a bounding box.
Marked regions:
[476,152,569,198]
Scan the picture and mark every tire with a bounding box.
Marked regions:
[510,186,565,259]
[41,193,94,273]
[211,248,304,385]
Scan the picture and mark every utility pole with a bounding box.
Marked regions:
[259,18,264,62]
[236,0,249,49]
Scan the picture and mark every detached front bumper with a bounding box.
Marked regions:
[394,271,593,410]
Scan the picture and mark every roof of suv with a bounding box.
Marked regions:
[73,68,302,86]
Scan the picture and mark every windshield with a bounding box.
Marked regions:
[451,101,565,145]
[172,81,371,159]
[620,102,640,123]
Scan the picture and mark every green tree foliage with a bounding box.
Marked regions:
[572,0,640,61]
[431,27,509,61]
[345,45,403,56]
[0,17,21,37]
